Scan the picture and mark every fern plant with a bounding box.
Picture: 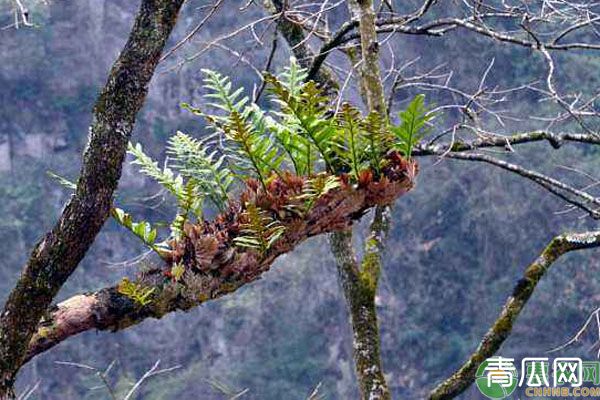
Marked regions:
[265,73,337,174]
[391,94,433,159]
[53,60,433,270]
[233,203,285,253]
[167,131,234,211]
[223,110,284,188]
[362,111,393,178]
[127,142,203,239]
[279,57,308,97]
[202,68,248,116]
[111,207,158,250]
[334,103,365,179]
[197,70,285,189]
[117,278,156,306]
[295,173,341,213]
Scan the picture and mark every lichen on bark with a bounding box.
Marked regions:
[0,0,185,397]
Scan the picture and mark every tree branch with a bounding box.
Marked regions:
[0,0,185,397]
[331,1,392,399]
[262,0,338,94]
[418,147,600,219]
[25,160,417,362]
[413,130,600,155]
[429,231,600,399]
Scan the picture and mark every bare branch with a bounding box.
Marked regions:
[430,230,600,400]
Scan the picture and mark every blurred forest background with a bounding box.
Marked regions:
[1,0,600,398]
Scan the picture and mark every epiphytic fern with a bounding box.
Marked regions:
[66,60,432,273]
[391,94,433,159]
[111,207,159,249]
[334,103,365,179]
[117,278,156,306]
[233,203,285,253]
[265,73,337,173]
[221,110,284,189]
[279,57,308,97]
[265,107,313,176]
[167,131,234,212]
[362,111,393,178]
[296,173,341,213]
[197,70,284,188]
[201,68,248,117]
[128,142,203,239]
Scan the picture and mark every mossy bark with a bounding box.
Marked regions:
[330,214,391,400]
[429,232,600,399]
[331,1,392,399]
[0,1,184,397]
[348,0,387,116]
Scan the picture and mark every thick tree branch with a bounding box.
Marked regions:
[330,1,392,399]
[330,228,390,400]
[0,0,185,397]
[429,231,600,399]
[25,160,417,361]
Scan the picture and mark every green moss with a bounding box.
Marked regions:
[492,316,513,335]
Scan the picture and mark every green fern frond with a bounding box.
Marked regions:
[296,174,341,212]
[334,103,365,179]
[279,57,308,97]
[222,110,284,189]
[169,180,203,239]
[233,203,285,253]
[111,207,160,251]
[168,131,234,211]
[264,111,312,176]
[128,141,203,239]
[391,94,433,159]
[265,74,336,173]
[127,142,186,200]
[199,70,285,187]
[201,68,248,116]
[362,111,392,178]
[117,278,156,306]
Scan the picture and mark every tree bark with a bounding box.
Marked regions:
[0,0,184,397]
[330,210,392,400]
[429,231,600,399]
[328,1,392,399]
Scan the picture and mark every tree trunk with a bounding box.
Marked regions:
[262,1,393,397]
[330,224,391,400]
[330,0,392,399]
[0,1,184,397]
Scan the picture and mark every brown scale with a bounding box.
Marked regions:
[162,154,417,287]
